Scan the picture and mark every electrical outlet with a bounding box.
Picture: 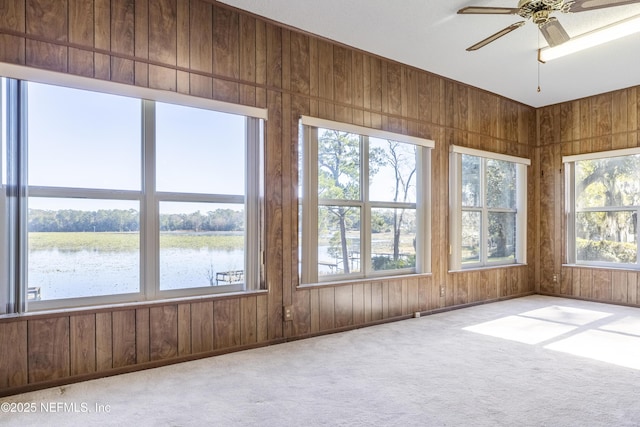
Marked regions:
[440,286,445,297]
[283,305,293,321]
[552,274,558,282]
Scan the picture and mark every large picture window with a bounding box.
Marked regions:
[299,116,433,284]
[0,67,265,313]
[564,148,640,268]
[449,146,529,270]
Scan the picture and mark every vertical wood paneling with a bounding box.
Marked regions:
[319,287,335,331]
[256,294,269,343]
[593,270,612,301]
[177,304,192,356]
[281,32,293,339]
[150,305,178,361]
[0,321,27,388]
[560,267,572,296]
[628,272,638,304]
[0,0,599,397]
[317,40,333,119]
[135,308,150,363]
[189,0,211,72]
[69,0,94,47]
[238,16,256,105]
[241,296,258,345]
[371,282,383,321]
[68,0,94,76]
[212,6,239,102]
[188,1,212,97]
[191,301,214,353]
[254,18,267,108]
[112,310,136,368]
[388,281,402,318]
[579,269,593,299]
[266,87,283,341]
[148,0,176,89]
[352,283,365,325]
[110,0,135,83]
[134,0,149,86]
[148,0,176,65]
[25,39,67,72]
[69,314,96,376]
[387,63,403,133]
[176,0,189,68]
[213,299,241,349]
[94,0,111,79]
[292,289,311,336]
[0,0,25,63]
[333,45,352,123]
[611,270,627,303]
[289,32,309,96]
[28,318,70,383]
[310,287,320,334]
[334,285,353,328]
[26,0,67,41]
[96,312,113,371]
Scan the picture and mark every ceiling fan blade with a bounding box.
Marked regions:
[539,17,570,47]
[466,21,526,51]
[570,0,640,12]
[457,6,520,15]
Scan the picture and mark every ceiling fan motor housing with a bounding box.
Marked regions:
[517,0,574,22]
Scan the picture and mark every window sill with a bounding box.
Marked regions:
[562,264,640,272]
[448,263,528,274]
[0,289,269,321]
[298,272,433,289]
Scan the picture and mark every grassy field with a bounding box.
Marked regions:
[29,232,244,252]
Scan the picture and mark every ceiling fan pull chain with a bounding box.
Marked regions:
[537,31,542,93]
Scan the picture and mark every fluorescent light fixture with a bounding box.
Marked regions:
[539,13,640,62]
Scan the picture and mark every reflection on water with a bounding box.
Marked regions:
[28,248,244,300]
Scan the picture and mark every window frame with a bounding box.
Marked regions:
[0,64,267,313]
[299,116,434,285]
[449,145,529,271]
[563,147,640,270]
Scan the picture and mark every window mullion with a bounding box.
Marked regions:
[361,135,370,275]
[245,117,262,290]
[481,158,488,265]
[302,126,319,284]
[637,207,640,268]
[142,99,157,300]
[3,78,27,313]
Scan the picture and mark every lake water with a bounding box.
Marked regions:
[28,248,244,301]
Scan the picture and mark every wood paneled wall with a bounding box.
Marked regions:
[0,0,535,396]
[536,89,640,303]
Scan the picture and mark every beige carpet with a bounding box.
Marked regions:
[2,295,640,426]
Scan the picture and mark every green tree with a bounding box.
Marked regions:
[318,130,361,273]
[575,155,640,262]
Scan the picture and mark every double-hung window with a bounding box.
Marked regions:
[449,146,529,270]
[299,116,433,284]
[0,66,265,313]
[564,148,640,268]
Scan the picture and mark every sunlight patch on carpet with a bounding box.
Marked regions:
[598,316,640,337]
[519,305,612,325]
[545,329,640,371]
[463,315,577,345]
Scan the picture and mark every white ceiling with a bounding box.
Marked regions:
[217,0,640,108]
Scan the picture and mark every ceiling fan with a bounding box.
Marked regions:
[458,0,640,51]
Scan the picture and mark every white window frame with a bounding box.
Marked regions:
[299,116,434,285]
[449,145,529,271]
[0,64,266,313]
[563,147,640,269]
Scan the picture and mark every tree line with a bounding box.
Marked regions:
[28,208,244,233]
